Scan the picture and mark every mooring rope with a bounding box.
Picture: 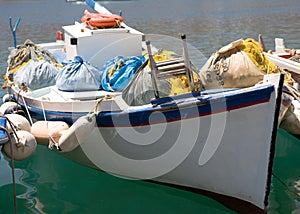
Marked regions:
[0,115,19,214]
[40,101,60,150]
[92,94,115,114]
[20,95,33,126]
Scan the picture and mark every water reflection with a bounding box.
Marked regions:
[0,152,45,213]
[269,129,300,213]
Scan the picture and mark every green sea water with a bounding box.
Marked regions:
[1,0,300,213]
[1,129,299,213]
[268,130,300,214]
[0,146,234,214]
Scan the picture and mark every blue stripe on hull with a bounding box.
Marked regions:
[22,84,274,127]
[25,108,86,125]
[97,84,274,127]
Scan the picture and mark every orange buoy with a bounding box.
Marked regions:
[82,10,123,28]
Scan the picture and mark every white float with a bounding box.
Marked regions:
[31,121,69,145]
[3,130,37,160]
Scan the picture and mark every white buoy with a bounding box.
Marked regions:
[58,114,96,152]
[5,114,31,134]
[2,130,37,160]
[31,121,69,145]
[2,94,14,103]
[280,100,300,135]
[0,102,21,114]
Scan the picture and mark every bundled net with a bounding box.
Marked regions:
[199,38,290,89]
[7,39,59,73]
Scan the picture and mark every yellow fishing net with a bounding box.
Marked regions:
[149,50,199,96]
[239,38,293,83]
[8,57,62,74]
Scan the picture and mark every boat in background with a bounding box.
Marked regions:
[264,37,300,84]
[262,37,300,137]
[0,0,284,212]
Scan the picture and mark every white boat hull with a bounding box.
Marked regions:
[75,91,276,210]
[7,82,279,211]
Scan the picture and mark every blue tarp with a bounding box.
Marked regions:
[0,117,8,145]
[101,56,145,91]
[56,56,101,91]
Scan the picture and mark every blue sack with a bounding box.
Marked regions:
[55,56,101,91]
[0,117,8,145]
[101,56,145,91]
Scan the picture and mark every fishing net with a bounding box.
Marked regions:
[199,38,280,89]
[7,39,59,73]
[122,50,201,106]
[122,65,171,106]
[241,38,278,73]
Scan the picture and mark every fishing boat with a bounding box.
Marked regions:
[264,38,300,83]
[262,37,300,137]
[1,0,284,212]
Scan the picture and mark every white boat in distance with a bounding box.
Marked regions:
[264,37,300,83]
[2,0,283,212]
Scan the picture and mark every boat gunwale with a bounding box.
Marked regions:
[9,82,275,127]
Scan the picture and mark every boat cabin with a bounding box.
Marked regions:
[62,23,143,69]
